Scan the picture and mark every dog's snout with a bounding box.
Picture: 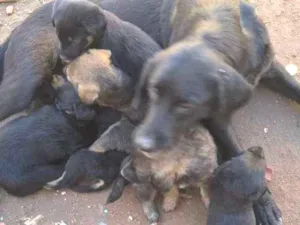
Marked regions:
[134,134,156,151]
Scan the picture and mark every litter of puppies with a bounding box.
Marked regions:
[2,0,300,224]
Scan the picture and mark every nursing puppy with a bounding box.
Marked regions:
[111,124,218,225]
[52,0,161,88]
[207,146,267,225]
[0,75,97,197]
[65,49,145,151]
[45,49,133,192]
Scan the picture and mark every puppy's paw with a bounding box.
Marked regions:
[253,188,282,225]
[162,186,179,212]
[162,196,178,212]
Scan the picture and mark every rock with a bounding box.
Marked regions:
[24,215,44,225]
[5,5,14,16]
[285,64,298,76]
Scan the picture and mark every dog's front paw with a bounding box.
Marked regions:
[253,188,282,225]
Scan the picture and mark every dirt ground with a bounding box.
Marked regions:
[0,0,300,224]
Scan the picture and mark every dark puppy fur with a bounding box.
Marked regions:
[0,75,97,197]
[45,148,128,192]
[207,146,267,225]
[108,124,217,224]
[44,49,135,193]
[52,0,161,87]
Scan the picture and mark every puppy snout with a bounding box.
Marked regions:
[134,135,156,151]
[134,128,172,152]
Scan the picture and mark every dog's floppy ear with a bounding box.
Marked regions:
[239,0,274,78]
[120,157,140,183]
[82,6,107,40]
[216,67,253,116]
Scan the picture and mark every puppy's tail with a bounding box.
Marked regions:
[106,175,129,204]
[0,37,9,83]
[44,171,79,190]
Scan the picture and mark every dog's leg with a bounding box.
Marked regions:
[262,60,300,103]
[199,180,211,208]
[203,119,243,162]
[162,186,179,212]
[135,183,159,225]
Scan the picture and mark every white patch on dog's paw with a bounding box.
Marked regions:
[44,172,66,189]
[90,179,105,190]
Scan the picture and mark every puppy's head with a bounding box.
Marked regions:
[52,0,107,62]
[52,75,96,122]
[213,146,266,201]
[64,49,133,108]
[133,42,253,152]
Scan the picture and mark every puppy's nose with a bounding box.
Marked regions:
[134,135,156,151]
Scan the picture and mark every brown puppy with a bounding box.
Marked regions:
[119,124,218,225]
[207,146,268,225]
[65,49,132,108]
[65,49,145,152]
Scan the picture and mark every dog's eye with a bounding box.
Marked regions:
[174,101,194,114]
[149,87,159,100]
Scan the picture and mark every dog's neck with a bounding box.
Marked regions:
[169,1,249,74]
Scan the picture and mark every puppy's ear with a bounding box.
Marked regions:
[74,104,96,121]
[239,0,274,78]
[120,157,140,183]
[216,68,253,116]
[82,6,107,40]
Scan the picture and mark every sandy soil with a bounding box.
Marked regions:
[0,0,300,224]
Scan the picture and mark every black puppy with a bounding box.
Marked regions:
[0,75,97,197]
[45,148,128,193]
[207,146,268,225]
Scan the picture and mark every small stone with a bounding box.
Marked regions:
[6,5,14,16]
[54,221,67,225]
[0,217,3,221]
[128,216,133,221]
[264,128,268,133]
[88,206,91,209]
[61,191,66,195]
[285,64,298,76]
[24,215,44,225]
[103,209,108,214]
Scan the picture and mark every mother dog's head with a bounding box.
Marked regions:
[132,43,253,151]
[132,1,273,152]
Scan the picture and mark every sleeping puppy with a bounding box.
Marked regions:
[45,147,128,193]
[207,146,267,225]
[0,75,97,197]
[108,123,218,225]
